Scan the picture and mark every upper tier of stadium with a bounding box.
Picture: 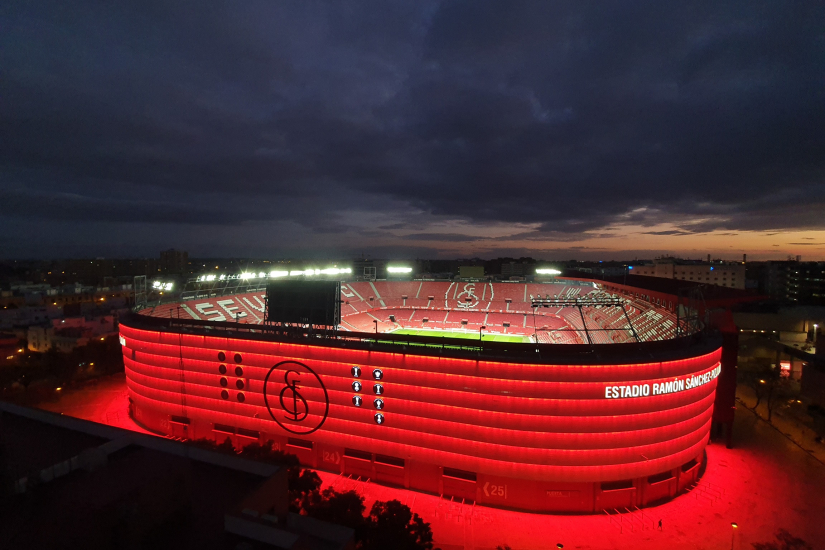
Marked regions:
[137,280,680,345]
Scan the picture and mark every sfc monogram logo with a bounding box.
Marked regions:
[264,360,329,435]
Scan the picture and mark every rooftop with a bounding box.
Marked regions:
[0,402,354,550]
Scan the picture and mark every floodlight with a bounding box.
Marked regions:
[536,268,562,275]
[387,266,413,274]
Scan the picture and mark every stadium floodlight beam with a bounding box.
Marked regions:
[320,267,350,275]
[240,272,255,280]
[287,267,351,276]
[387,266,413,274]
[536,268,562,275]
[269,270,289,277]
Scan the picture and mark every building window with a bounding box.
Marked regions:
[375,454,404,467]
[237,428,260,439]
[287,438,314,450]
[681,459,698,472]
[648,472,674,484]
[344,448,372,461]
[213,423,235,434]
[601,479,634,491]
[443,468,477,482]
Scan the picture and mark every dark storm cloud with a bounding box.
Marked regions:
[394,233,483,242]
[0,186,231,224]
[0,0,823,257]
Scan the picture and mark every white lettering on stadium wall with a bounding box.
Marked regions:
[604,364,721,399]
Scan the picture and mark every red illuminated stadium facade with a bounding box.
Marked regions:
[119,279,737,513]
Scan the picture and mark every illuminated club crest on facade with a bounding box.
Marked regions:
[263,360,329,435]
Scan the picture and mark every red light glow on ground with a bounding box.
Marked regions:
[38,374,825,550]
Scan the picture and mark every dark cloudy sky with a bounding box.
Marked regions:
[1,1,824,260]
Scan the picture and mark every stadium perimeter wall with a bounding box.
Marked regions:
[119,314,722,513]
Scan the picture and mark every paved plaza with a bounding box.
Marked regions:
[34,374,825,550]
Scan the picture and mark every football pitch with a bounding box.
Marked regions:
[392,328,527,343]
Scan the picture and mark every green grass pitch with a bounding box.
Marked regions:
[391,328,528,343]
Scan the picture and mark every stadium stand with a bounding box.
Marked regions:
[403,298,432,309]
[489,282,524,304]
[139,281,678,344]
[371,281,422,301]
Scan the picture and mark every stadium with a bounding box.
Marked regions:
[119,275,736,513]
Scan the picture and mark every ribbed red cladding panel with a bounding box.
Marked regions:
[119,323,720,486]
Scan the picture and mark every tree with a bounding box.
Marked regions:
[301,487,366,534]
[187,438,321,506]
[288,469,322,511]
[752,529,812,550]
[238,441,321,507]
[185,440,433,548]
[295,491,435,550]
[743,364,794,423]
[743,364,774,411]
[363,499,435,550]
[216,436,236,454]
[764,372,793,423]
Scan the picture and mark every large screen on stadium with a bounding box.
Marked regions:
[266,280,341,327]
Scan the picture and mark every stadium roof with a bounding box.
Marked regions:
[567,271,764,305]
